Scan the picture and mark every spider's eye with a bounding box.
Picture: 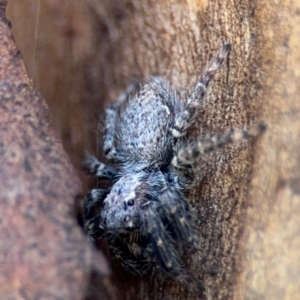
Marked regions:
[127,199,135,206]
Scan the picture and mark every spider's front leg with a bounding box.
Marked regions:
[172,43,231,138]
[84,188,109,238]
[142,205,183,277]
[172,123,267,169]
[159,187,195,245]
[141,186,196,281]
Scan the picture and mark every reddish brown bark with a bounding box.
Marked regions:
[0,2,113,299]
[5,0,300,299]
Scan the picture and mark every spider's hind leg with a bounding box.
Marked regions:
[172,43,231,138]
[172,122,267,169]
[103,79,139,161]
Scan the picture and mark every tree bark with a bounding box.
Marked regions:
[5,0,300,299]
[0,3,90,299]
[0,2,113,299]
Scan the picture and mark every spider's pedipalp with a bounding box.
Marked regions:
[172,122,267,169]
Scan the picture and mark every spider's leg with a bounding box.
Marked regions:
[103,79,139,161]
[84,188,109,220]
[172,123,267,169]
[172,43,231,138]
[160,187,195,245]
[84,152,117,180]
[84,188,109,237]
[144,200,203,289]
[141,205,183,277]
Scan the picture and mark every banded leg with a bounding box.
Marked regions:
[84,188,109,236]
[172,43,231,138]
[172,122,267,169]
[103,79,139,161]
[142,205,183,277]
[84,152,117,180]
[140,186,197,279]
[159,187,195,245]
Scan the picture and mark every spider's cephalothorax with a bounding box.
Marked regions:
[83,43,266,282]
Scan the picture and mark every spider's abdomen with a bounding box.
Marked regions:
[115,77,178,165]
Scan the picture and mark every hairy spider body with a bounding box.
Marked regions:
[84,43,265,282]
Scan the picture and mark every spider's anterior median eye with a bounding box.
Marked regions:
[127,199,135,206]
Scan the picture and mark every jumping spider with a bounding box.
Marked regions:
[83,43,265,283]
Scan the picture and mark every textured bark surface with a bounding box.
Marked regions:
[5,0,300,299]
[0,1,113,299]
